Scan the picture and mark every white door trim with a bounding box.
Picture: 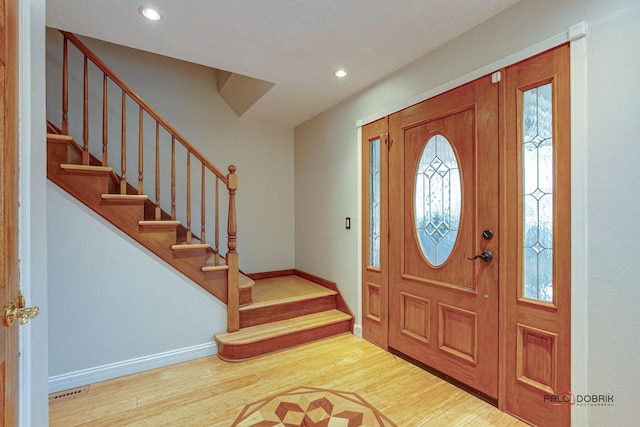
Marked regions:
[18,0,34,424]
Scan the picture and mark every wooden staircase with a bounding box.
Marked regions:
[46,131,254,306]
[215,273,353,361]
[46,29,353,363]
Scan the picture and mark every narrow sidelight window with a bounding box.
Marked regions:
[522,83,553,302]
[369,138,381,268]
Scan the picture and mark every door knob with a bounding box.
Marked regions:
[3,299,39,327]
[467,251,493,263]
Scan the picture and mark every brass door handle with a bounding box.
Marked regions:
[3,302,39,327]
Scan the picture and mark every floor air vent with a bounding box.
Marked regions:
[49,385,89,401]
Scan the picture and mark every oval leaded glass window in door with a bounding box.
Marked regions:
[414,134,461,266]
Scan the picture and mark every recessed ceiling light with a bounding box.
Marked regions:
[139,6,162,21]
[334,69,348,78]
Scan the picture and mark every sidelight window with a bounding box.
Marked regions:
[522,83,553,302]
[369,138,381,268]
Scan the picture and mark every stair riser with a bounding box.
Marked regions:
[50,168,113,198]
[240,295,337,328]
[47,141,71,167]
[202,277,251,307]
[216,322,352,362]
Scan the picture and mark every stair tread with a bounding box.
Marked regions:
[171,243,211,250]
[215,309,351,344]
[60,163,113,173]
[240,290,336,311]
[201,264,228,272]
[47,133,73,142]
[139,220,181,227]
[250,275,335,304]
[239,274,255,289]
[101,194,149,205]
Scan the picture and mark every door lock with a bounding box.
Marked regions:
[482,229,494,240]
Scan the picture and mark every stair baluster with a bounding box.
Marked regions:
[186,152,192,244]
[120,90,127,194]
[201,164,206,244]
[215,179,220,266]
[138,106,144,194]
[62,36,69,134]
[102,73,108,166]
[155,122,161,220]
[171,136,176,220]
[82,55,89,165]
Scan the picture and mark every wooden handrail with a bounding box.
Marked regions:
[60,31,228,184]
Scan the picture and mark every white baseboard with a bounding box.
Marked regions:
[353,323,363,338]
[48,342,217,393]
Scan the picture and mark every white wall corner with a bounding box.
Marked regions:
[48,342,217,394]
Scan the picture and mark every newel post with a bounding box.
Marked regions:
[226,165,240,332]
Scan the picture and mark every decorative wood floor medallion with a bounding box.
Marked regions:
[232,386,397,427]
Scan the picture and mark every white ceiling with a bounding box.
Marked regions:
[46,0,518,127]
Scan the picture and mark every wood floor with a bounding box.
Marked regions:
[49,334,526,426]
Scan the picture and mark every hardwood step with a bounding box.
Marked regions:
[201,264,228,272]
[138,220,181,230]
[60,164,113,174]
[101,194,149,204]
[47,133,73,143]
[171,243,210,253]
[215,309,352,362]
[238,276,337,327]
[239,274,255,290]
[239,293,337,328]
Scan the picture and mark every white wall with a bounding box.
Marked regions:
[46,28,295,274]
[21,0,48,425]
[47,183,226,385]
[294,0,640,425]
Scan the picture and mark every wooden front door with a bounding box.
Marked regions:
[387,75,499,398]
[361,45,571,425]
[0,0,20,423]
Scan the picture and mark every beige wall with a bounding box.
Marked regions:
[294,0,640,425]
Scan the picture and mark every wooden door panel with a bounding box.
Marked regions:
[401,110,476,290]
[389,76,499,398]
[438,304,477,364]
[400,292,430,343]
